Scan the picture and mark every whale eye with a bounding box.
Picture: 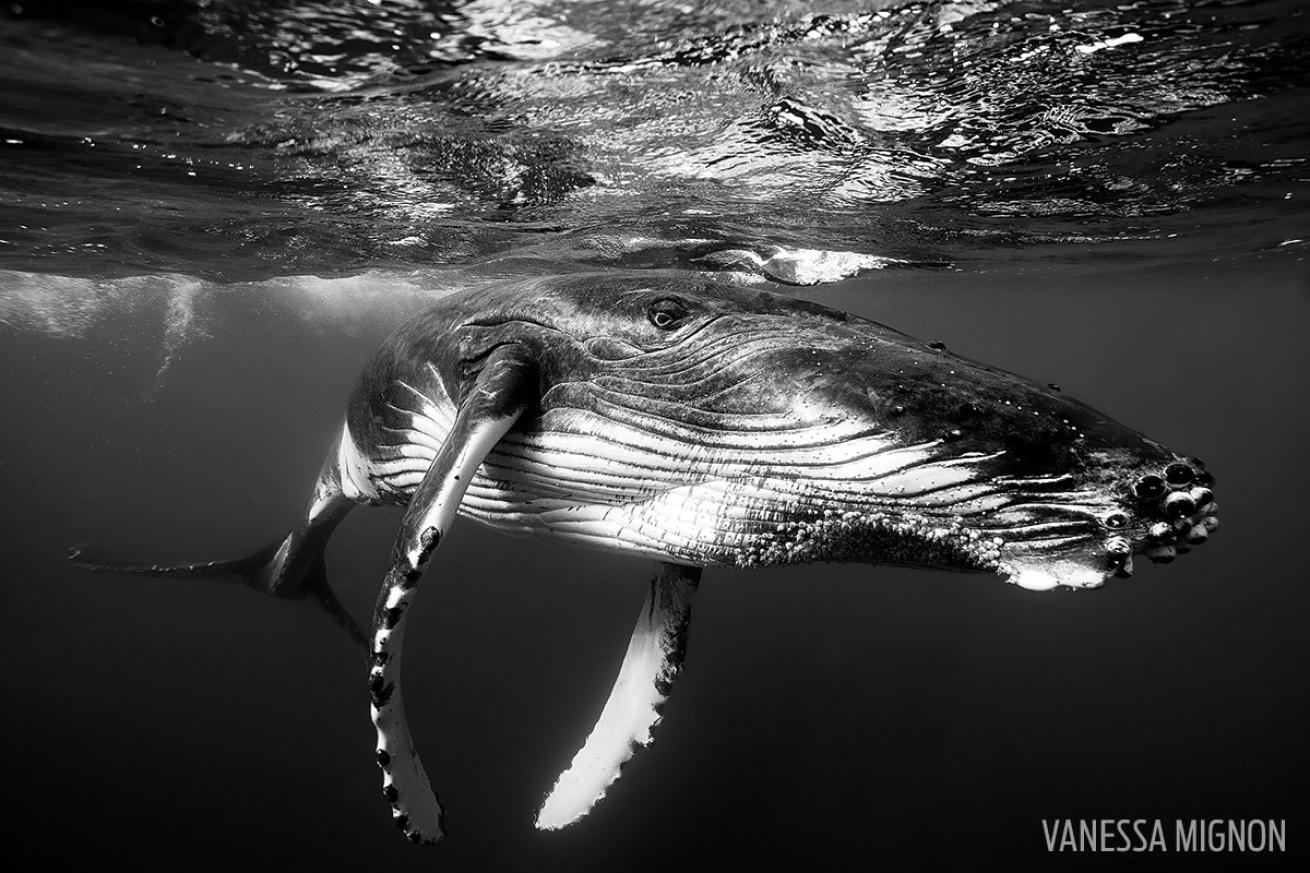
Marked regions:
[648,298,690,330]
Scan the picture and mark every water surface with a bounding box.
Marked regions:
[2,0,1307,281]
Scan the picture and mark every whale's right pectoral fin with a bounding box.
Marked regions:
[367,345,537,845]
[535,562,701,831]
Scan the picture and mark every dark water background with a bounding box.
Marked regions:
[1,1,1308,870]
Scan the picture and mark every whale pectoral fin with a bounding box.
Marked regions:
[535,562,701,831]
[368,345,535,845]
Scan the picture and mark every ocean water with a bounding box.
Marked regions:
[1,1,1307,870]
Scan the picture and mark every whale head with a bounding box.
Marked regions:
[441,274,1218,590]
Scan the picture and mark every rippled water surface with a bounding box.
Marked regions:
[2,0,1307,281]
[1,2,1308,871]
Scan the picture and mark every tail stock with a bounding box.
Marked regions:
[68,535,367,648]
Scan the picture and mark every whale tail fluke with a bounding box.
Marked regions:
[68,537,368,647]
[68,481,367,647]
[67,539,282,584]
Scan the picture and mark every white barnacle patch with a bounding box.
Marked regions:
[1105,536,1131,556]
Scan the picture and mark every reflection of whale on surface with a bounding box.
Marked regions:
[72,273,1220,843]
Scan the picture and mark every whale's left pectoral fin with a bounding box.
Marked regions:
[535,562,701,831]
[369,345,536,845]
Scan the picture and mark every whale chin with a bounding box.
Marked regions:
[999,553,1114,591]
[992,528,1137,591]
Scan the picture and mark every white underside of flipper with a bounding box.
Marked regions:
[535,564,698,830]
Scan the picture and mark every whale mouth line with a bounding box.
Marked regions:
[994,504,1218,591]
[953,457,1220,590]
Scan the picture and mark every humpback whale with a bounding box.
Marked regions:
[72,273,1219,844]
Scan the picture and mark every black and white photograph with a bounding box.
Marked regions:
[1,1,1304,869]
